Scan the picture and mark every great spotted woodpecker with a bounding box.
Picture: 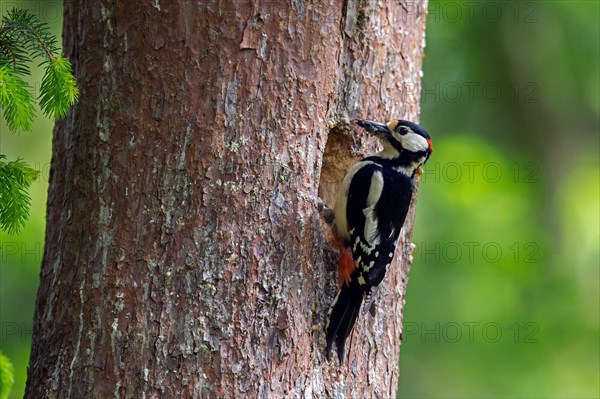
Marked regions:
[325,118,432,363]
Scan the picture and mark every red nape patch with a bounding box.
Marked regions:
[334,236,355,287]
[426,138,433,153]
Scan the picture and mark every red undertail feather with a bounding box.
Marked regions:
[334,236,355,287]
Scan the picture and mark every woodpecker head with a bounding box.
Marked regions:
[355,118,432,173]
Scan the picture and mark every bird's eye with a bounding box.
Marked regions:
[398,126,409,135]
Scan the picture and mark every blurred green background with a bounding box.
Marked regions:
[400,0,599,398]
[0,1,598,398]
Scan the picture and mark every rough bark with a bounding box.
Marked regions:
[26,1,428,397]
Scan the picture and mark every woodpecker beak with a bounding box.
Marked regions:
[354,119,390,136]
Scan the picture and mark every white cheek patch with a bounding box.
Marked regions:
[401,132,429,152]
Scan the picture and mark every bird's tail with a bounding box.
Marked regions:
[325,275,364,363]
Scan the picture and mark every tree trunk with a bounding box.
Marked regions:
[26,1,428,397]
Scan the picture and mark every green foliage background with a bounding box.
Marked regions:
[0,1,598,397]
[399,1,599,397]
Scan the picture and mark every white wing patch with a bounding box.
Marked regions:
[333,161,379,241]
[363,170,384,246]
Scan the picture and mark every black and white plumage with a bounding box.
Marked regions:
[325,118,432,363]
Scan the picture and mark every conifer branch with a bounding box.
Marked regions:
[0,7,77,234]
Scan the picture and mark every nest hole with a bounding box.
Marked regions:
[317,123,361,209]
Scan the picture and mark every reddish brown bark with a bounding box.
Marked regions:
[26,1,428,397]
